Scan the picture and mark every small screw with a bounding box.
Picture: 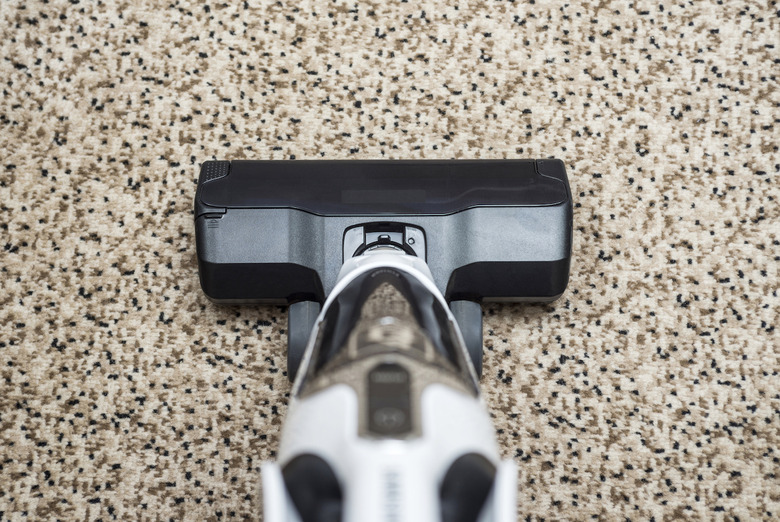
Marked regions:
[407,237,415,245]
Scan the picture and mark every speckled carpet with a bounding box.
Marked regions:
[1,0,778,520]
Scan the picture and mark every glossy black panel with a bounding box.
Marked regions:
[200,160,568,216]
[445,259,571,302]
[367,363,413,437]
[197,260,324,304]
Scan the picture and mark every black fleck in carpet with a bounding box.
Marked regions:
[1,1,778,520]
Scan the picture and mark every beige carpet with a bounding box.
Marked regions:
[1,0,778,520]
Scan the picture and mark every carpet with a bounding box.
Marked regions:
[1,0,777,520]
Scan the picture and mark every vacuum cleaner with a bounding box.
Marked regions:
[194,160,573,522]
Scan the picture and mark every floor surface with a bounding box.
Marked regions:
[1,1,778,520]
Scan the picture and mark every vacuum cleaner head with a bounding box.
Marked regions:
[194,159,573,305]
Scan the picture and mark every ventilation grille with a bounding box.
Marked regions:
[200,161,230,183]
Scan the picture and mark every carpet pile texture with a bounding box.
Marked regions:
[1,0,778,520]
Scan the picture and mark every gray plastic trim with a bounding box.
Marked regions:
[287,301,321,381]
[195,202,571,300]
[449,300,484,378]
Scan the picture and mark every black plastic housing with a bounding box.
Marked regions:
[194,160,572,305]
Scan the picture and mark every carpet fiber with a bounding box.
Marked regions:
[1,0,778,520]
